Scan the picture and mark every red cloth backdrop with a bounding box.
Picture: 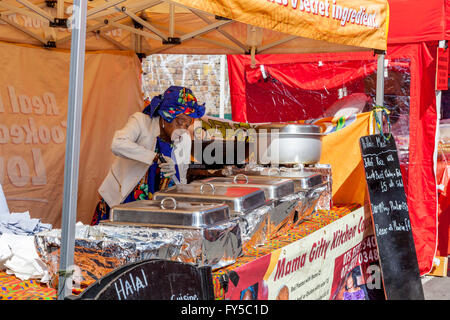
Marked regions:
[227,0,450,276]
[387,0,449,44]
[227,42,439,275]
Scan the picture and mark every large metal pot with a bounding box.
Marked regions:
[254,123,323,165]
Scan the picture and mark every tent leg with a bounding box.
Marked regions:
[57,0,87,300]
[375,52,385,133]
[219,55,226,119]
[434,40,446,175]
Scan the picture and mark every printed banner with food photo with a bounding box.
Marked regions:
[224,206,385,300]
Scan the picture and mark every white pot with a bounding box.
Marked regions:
[255,124,323,165]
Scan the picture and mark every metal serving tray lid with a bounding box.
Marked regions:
[260,170,325,190]
[190,174,295,201]
[109,198,230,228]
[235,166,325,191]
[153,184,267,214]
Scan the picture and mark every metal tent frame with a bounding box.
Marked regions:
[0,0,388,299]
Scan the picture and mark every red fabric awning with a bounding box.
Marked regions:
[227,42,439,275]
[387,0,449,43]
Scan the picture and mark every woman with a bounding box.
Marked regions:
[276,285,289,300]
[343,271,366,300]
[240,285,257,300]
[91,86,205,225]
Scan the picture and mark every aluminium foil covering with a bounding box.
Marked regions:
[34,224,185,288]
[97,219,243,271]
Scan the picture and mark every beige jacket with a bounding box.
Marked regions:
[98,112,190,207]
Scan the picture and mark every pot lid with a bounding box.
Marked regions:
[254,123,322,134]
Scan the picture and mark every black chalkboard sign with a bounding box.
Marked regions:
[67,259,214,300]
[359,134,424,300]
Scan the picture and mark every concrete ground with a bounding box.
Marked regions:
[421,275,450,300]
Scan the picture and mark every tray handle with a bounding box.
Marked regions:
[267,167,281,176]
[200,183,215,194]
[233,174,249,184]
[160,197,177,210]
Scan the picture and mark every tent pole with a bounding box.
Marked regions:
[434,40,446,174]
[15,0,55,22]
[86,0,126,17]
[0,2,48,23]
[57,0,87,300]
[0,15,47,44]
[169,3,174,38]
[219,55,226,119]
[375,52,385,133]
[56,0,64,19]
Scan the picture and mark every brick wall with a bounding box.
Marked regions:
[141,54,232,118]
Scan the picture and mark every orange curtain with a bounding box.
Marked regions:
[0,42,143,227]
[298,112,372,205]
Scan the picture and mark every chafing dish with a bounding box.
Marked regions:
[102,198,242,270]
[190,174,295,201]
[109,198,230,228]
[154,185,270,249]
[153,184,267,215]
[224,164,331,237]
[241,166,325,192]
[189,174,297,242]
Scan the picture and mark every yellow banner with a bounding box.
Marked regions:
[0,42,143,227]
[171,0,388,50]
[307,112,372,205]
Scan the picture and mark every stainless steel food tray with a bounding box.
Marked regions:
[235,167,325,192]
[190,174,295,201]
[109,199,230,228]
[262,172,325,191]
[153,184,267,215]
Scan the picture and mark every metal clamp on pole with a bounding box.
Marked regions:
[215,15,231,21]
[50,18,68,28]
[136,52,147,60]
[45,1,56,8]
[162,37,181,45]
[44,40,56,48]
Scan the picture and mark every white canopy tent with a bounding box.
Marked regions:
[0,0,389,299]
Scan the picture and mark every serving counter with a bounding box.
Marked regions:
[0,204,363,300]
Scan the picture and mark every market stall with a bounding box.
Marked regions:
[0,0,391,300]
[225,0,450,276]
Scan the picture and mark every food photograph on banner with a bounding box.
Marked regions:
[0,0,448,304]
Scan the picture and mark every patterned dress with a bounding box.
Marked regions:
[343,288,366,300]
[90,137,179,225]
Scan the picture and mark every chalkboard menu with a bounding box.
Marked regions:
[359,134,424,300]
[67,259,214,300]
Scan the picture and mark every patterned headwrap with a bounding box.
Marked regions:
[143,86,206,123]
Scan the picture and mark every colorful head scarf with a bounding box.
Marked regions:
[143,86,206,123]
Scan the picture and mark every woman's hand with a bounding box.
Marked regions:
[159,155,177,178]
